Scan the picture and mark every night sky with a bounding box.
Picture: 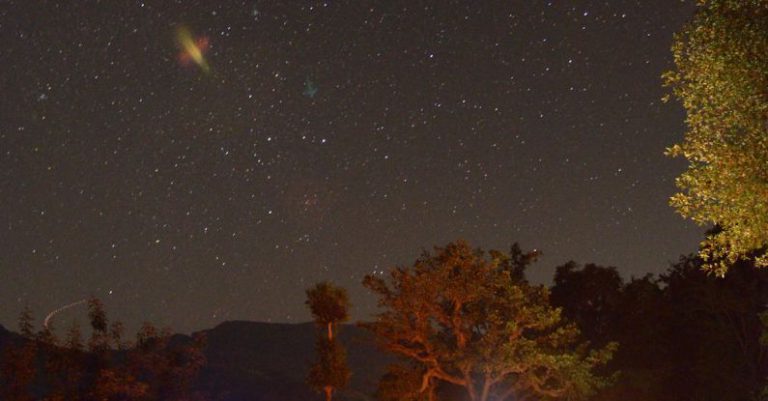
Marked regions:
[1,1,704,334]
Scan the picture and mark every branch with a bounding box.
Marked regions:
[420,366,467,391]
[387,342,434,364]
[489,364,525,386]
[434,366,467,387]
[480,371,492,401]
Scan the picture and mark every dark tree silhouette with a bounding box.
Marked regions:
[0,308,38,401]
[551,262,624,346]
[551,255,768,401]
[661,256,768,401]
[0,297,206,401]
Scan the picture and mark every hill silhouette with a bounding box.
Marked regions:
[193,321,388,401]
[0,321,388,401]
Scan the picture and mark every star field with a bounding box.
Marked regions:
[0,0,702,333]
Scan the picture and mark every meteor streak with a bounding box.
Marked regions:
[44,299,87,329]
[176,26,210,73]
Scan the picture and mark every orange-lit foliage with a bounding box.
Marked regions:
[364,240,615,401]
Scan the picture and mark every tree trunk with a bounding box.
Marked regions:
[466,382,479,401]
[324,385,333,401]
[327,322,333,341]
[480,376,492,401]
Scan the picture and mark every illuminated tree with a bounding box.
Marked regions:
[376,363,435,401]
[663,0,768,274]
[363,241,615,401]
[306,282,351,401]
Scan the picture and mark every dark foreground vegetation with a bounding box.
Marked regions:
[0,298,206,401]
[1,238,767,401]
[552,253,768,401]
[359,241,768,401]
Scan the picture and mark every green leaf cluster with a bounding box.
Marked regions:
[664,0,768,274]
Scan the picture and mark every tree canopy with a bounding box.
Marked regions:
[305,281,351,341]
[663,0,768,274]
[363,241,615,401]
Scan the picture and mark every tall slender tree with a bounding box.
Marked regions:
[306,282,351,401]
